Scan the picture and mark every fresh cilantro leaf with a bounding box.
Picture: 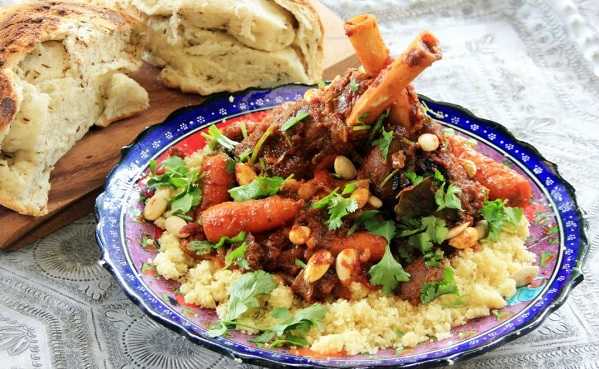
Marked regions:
[147,155,202,215]
[341,181,358,195]
[188,240,213,255]
[481,199,524,241]
[420,266,459,304]
[405,171,424,186]
[433,169,445,183]
[207,321,230,337]
[368,110,390,142]
[202,125,239,151]
[225,242,249,269]
[421,216,448,244]
[221,271,277,327]
[424,248,444,268]
[435,183,462,211]
[251,304,326,348]
[214,231,247,248]
[281,110,310,131]
[372,127,394,160]
[401,216,448,261]
[364,218,396,243]
[369,245,411,294]
[229,176,285,201]
[349,78,359,92]
[312,189,359,230]
[188,232,247,256]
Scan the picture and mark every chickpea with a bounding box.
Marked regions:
[351,188,370,209]
[289,225,311,245]
[334,155,357,179]
[235,163,257,185]
[418,133,440,152]
[165,216,188,238]
[367,195,383,208]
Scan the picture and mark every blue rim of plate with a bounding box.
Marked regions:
[95,84,589,369]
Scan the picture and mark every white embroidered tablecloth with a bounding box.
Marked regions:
[1,0,598,368]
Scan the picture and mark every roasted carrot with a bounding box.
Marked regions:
[200,196,302,242]
[448,136,532,207]
[326,232,387,262]
[199,153,235,210]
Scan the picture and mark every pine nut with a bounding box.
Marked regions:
[303,250,333,283]
[165,216,188,238]
[335,248,359,283]
[418,133,440,152]
[143,188,171,221]
[334,155,357,179]
[368,195,383,208]
[235,163,257,185]
[289,225,311,245]
[351,188,370,208]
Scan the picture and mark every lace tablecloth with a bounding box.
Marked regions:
[1,1,598,368]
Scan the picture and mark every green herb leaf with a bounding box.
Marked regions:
[481,199,524,241]
[225,242,249,269]
[228,176,285,201]
[357,112,369,124]
[223,271,277,323]
[349,78,359,92]
[435,183,462,211]
[405,171,424,186]
[202,125,239,151]
[540,251,553,267]
[420,266,459,304]
[281,110,310,132]
[188,232,247,256]
[424,249,444,268]
[368,110,389,141]
[341,181,358,195]
[433,169,445,183]
[238,148,252,163]
[250,125,275,164]
[372,127,394,160]
[369,245,411,294]
[214,231,247,249]
[312,189,358,230]
[294,258,307,268]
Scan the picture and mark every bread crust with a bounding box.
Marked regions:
[0,1,134,132]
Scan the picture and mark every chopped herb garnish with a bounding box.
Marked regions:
[349,78,359,92]
[424,248,444,268]
[372,127,394,159]
[240,121,248,139]
[225,242,249,270]
[228,176,285,201]
[141,234,155,249]
[433,169,445,183]
[188,231,247,255]
[294,258,307,268]
[208,271,277,337]
[368,110,390,141]
[237,148,252,163]
[369,245,410,294]
[281,110,310,132]
[420,267,459,304]
[481,199,524,241]
[250,125,275,164]
[312,188,359,230]
[357,112,369,124]
[341,181,359,195]
[400,216,448,263]
[405,171,424,186]
[435,183,462,211]
[202,125,239,151]
[147,155,202,216]
[250,304,326,348]
[379,168,399,188]
[540,251,553,267]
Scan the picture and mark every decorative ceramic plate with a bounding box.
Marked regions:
[95,84,588,368]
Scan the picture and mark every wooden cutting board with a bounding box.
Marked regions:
[0,2,358,249]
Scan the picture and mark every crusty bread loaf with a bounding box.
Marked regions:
[0,1,149,216]
[125,0,324,94]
